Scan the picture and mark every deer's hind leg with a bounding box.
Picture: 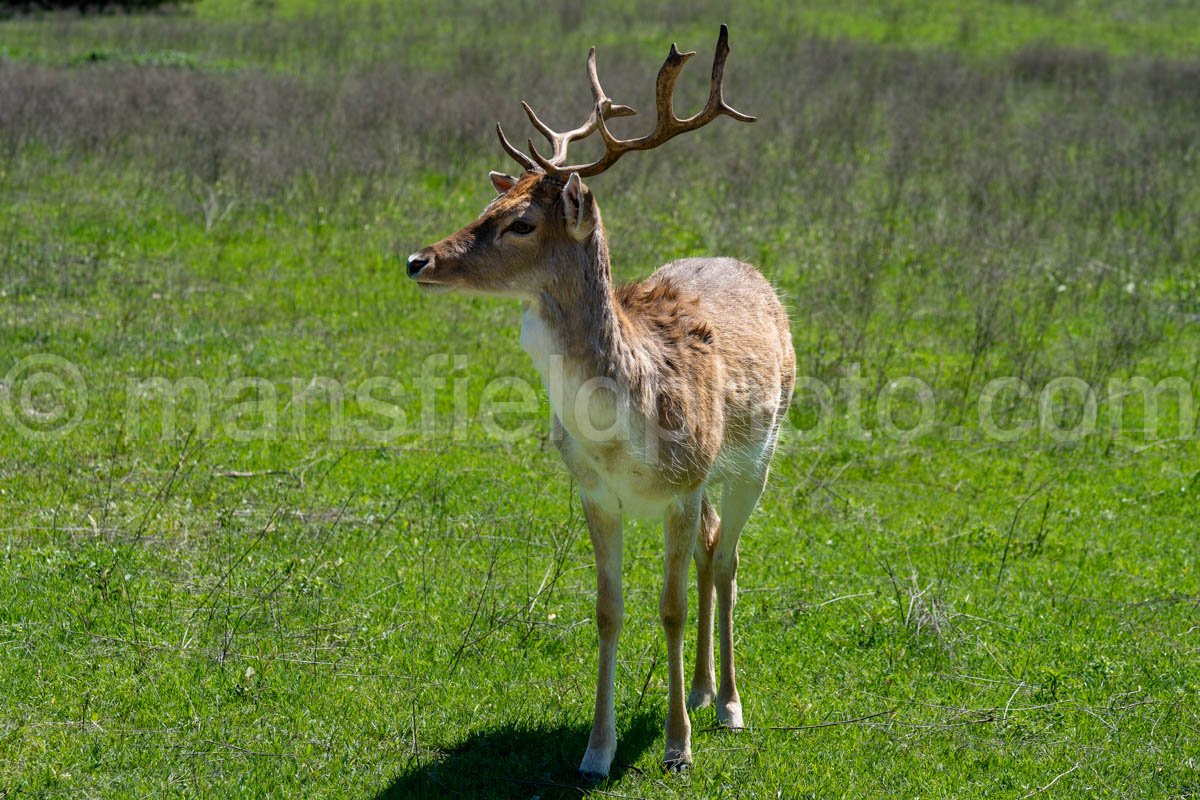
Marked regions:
[688,495,719,711]
[661,490,703,771]
[712,462,773,730]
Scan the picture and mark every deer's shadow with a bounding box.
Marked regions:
[373,711,661,799]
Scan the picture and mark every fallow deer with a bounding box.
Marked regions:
[407,26,794,779]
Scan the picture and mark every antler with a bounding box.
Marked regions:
[496,24,755,180]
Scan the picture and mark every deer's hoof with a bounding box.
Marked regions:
[662,740,692,774]
[687,685,715,710]
[661,756,692,774]
[579,746,614,782]
[579,769,608,785]
[717,700,744,730]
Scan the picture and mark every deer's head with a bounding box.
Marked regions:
[406,171,598,298]
[406,25,754,299]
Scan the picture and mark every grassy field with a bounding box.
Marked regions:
[2,1,1199,797]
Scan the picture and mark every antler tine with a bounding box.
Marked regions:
[701,24,756,124]
[586,46,611,110]
[520,101,569,163]
[495,122,537,172]
[526,137,560,174]
[653,43,697,132]
[586,47,637,120]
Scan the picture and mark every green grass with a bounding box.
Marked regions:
[2,0,1200,72]
[2,1,1199,798]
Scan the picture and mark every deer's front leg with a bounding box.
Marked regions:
[661,491,702,772]
[579,492,623,781]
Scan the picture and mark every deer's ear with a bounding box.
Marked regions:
[490,171,518,195]
[561,173,595,241]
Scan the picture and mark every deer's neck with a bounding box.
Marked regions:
[520,222,642,424]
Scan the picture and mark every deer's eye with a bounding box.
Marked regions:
[506,220,535,235]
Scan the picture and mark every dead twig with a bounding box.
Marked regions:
[1019,761,1081,799]
[182,739,295,760]
[216,469,302,487]
[809,592,875,609]
[763,708,896,732]
[996,477,1054,589]
[631,649,660,716]
[446,542,501,677]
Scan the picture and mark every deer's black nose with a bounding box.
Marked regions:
[406,252,431,278]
